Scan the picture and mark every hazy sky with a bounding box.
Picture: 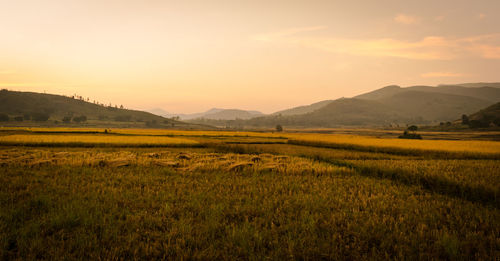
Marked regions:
[1,0,499,113]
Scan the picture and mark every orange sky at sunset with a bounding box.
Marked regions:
[1,0,499,113]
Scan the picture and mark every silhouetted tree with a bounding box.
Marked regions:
[0,113,9,122]
[462,114,469,125]
[62,116,72,123]
[407,125,418,132]
[468,120,489,128]
[276,124,283,132]
[399,125,421,139]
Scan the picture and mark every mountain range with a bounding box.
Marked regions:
[2,82,499,128]
[147,108,263,120]
[186,83,500,127]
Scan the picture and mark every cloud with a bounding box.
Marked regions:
[421,72,464,78]
[394,14,420,25]
[478,13,486,19]
[254,27,500,60]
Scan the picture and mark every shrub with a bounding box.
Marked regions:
[399,130,422,139]
[461,114,469,125]
[73,115,87,123]
[32,112,50,122]
[62,116,72,123]
[14,116,23,122]
[0,113,9,122]
[407,125,418,131]
[468,120,489,129]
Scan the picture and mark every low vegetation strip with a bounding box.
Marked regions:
[0,134,200,147]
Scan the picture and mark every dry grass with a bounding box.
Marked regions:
[1,147,498,259]
[1,128,499,259]
[0,134,199,147]
[285,133,500,156]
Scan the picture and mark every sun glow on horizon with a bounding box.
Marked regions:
[1,0,499,114]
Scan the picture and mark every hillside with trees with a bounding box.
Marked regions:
[0,90,205,128]
[461,102,500,128]
[190,83,500,128]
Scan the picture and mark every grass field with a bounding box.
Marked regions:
[0,128,499,259]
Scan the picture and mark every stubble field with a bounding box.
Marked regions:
[0,127,499,259]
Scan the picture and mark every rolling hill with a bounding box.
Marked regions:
[0,90,201,128]
[272,100,334,116]
[378,91,490,122]
[355,84,500,102]
[466,102,500,127]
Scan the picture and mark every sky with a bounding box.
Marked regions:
[1,0,499,114]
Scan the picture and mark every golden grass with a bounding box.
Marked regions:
[2,127,500,156]
[0,134,199,147]
[285,133,500,154]
[0,127,285,138]
[1,147,498,259]
[0,148,345,176]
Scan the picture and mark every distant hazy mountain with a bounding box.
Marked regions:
[186,108,264,120]
[272,100,334,116]
[147,108,172,118]
[445,82,500,88]
[355,84,500,102]
[148,108,263,121]
[229,82,500,127]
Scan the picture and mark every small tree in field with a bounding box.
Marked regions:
[276,124,283,132]
[399,125,421,139]
[407,125,418,132]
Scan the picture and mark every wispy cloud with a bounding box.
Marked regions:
[421,72,464,78]
[394,14,420,25]
[253,27,500,60]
